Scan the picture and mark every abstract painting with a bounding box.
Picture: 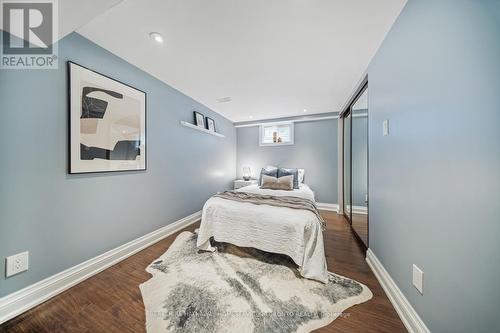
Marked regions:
[69,62,146,173]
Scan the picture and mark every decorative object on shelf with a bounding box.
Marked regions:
[68,61,146,174]
[206,117,216,132]
[194,111,205,128]
[272,131,283,143]
[242,166,252,181]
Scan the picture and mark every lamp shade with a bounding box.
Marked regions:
[242,166,251,181]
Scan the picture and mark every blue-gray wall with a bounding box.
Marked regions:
[368,0,500,332]
[236,119,338,203]
[0,32,236,297]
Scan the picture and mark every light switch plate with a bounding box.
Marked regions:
[383,119,389,136]
[412,264,424,294]
[6,251,29,277]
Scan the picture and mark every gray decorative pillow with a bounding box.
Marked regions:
[259,166,278,185]
[278,167,299,189]
[260,175,294,190]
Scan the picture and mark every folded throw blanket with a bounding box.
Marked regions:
[213,191,326,230]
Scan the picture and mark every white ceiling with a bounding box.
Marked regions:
[58,0,123,40]
[2,0,122,43]
[78,0,406,122]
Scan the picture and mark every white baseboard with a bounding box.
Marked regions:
[346,205,368,215]
[366,249,430,333]
[316,203,368,215]
[0,211,201,324]
[316,202,339,213]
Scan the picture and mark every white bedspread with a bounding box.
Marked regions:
[196,184,328,283]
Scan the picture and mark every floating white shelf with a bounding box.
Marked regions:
[180,121,225,138]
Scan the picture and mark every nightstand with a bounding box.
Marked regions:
[233,179,258,190]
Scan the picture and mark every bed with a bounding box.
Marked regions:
[196,183,328,283]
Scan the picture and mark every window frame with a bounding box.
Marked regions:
[259,121,295,147]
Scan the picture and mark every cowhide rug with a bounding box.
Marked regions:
[140,231,372,333]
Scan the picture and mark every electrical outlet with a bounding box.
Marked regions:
[383,119,389,136]
[6,251,29,277]
[412,264,424,294]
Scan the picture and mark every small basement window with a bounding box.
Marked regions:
[259,122,294,146]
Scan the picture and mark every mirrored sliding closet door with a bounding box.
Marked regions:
[341,83,368,249]
[343,110,352,222]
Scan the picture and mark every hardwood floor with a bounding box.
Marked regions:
[351,213,368,247]
[0,211,407,333]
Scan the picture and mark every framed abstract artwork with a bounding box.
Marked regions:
[68,62,146,174]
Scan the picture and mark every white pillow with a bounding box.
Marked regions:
[298,168,305,183]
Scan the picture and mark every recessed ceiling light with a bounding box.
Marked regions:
[303,109,308,113]
[249,115,253,119]
[149,32,164,44]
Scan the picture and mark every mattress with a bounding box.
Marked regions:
[196,183,328,283]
